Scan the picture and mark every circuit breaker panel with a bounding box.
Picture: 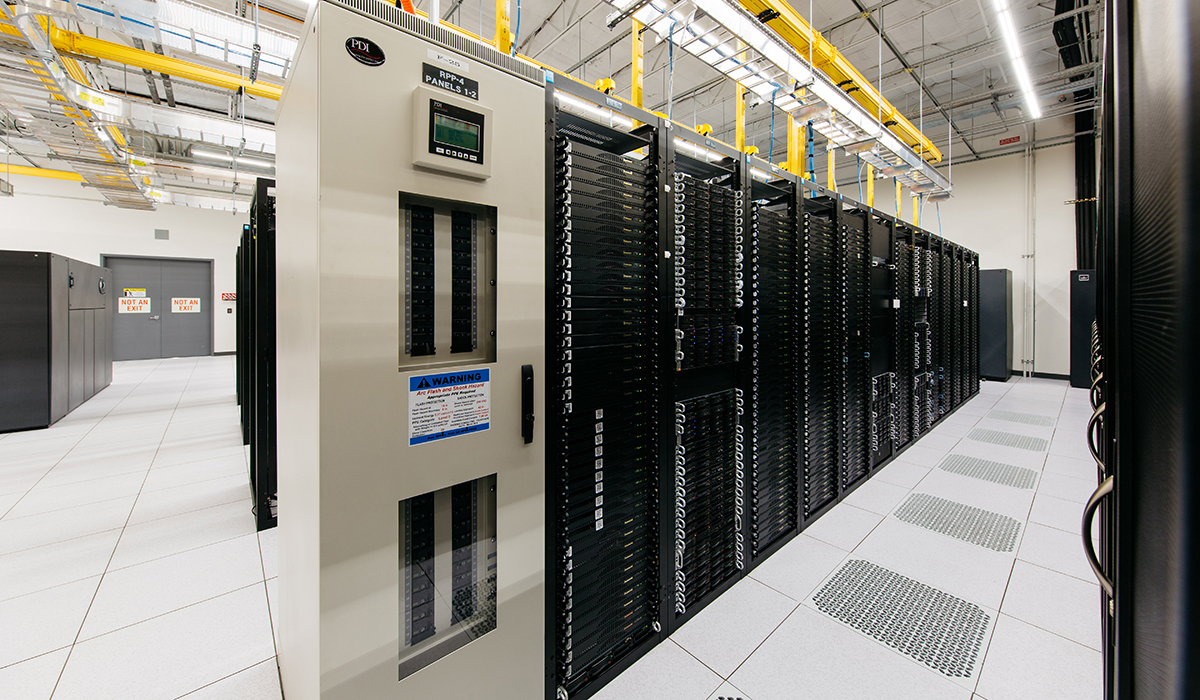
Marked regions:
[275,2,545,699]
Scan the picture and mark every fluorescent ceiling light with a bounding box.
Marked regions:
[235,155,275,170]
[554,93,635,130]
[991,0,1042,119]
[192,148,232,162]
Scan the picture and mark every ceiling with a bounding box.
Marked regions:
[0,0,1098,210]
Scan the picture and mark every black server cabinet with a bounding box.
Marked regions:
[547,97,664,700]
[867,214,896,468]
[892,225,915,449]
[979,269,1013,381]
[542,80,983,700]
[1,251,111,433]
[801,195,841,522]
[669,138,748,629]
[840,209,870,489]
[964,252,974,396]
[1069,269,1096,388]
[1092,0,1200,694]
[748,181,800,561]
[236,179,278,532]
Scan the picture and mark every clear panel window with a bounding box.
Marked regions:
[399,474,497,680]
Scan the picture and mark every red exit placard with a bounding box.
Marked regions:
[999,135,1021,146]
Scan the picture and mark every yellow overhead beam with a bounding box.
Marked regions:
[735,0,942,163]
[0,164,85,181]
[631,19,644,111]
[734,41,746,152]
[50,28,283,100]
[495,0,511,55]
[786,114,800,174]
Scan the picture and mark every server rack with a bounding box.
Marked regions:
[543,79,981,700]
[868,213,897,468]
[801,193,841,523]
[547,88,664,700]
[668,130,748,629]
[840,208,871,489]
[236,178,277,532]
[748,180,800,560]
[893,223,916,449]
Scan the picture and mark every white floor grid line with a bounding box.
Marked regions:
[2,365,1100,700]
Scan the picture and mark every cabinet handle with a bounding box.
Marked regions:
[521,364,534,444]
[1087,401,1105,471]
[1082,475,1114,596]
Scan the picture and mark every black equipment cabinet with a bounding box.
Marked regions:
[979,269,1013,381]
[542,81,981,700]
[1069,269,1096,388]
[0,251,112,433]
[1090,0,1200,696]
[236,179,278,532]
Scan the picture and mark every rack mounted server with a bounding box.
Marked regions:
[544,78,979,700]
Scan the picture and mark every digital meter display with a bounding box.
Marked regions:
[433,114,480,151]
[428,99,485,166]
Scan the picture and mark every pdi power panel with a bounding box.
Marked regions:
[275,2,545,698]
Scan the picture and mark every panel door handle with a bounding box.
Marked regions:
[1082,475,1114,596]
[149,315,160,320]
[521,364,534,444]
[1087,401,1105,472]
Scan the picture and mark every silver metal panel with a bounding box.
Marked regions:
[275,4,545,699]
[68,309,85,411]
[83,309,95,399]
[49,254,70,423]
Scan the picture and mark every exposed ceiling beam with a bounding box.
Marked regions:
[564,25,631,74]
[880,4,1099,81]
[842,0,980,157]
[820,0,900,34]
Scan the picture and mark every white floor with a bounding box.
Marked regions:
[0,359,1102,700]
[0,357,280,700]
[595,376,1103,700]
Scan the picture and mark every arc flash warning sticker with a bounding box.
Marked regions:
[409,368,490,446]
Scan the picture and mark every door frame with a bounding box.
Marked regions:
[101,254,216,358]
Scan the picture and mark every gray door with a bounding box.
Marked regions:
[109,257,212,360]
[161,259,212,357]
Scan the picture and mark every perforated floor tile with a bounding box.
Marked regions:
[967,428,1049,452]
[937,454,1038,490]
[893,493,1022,552]
[811,559,990,679]
[985,410,1057,428]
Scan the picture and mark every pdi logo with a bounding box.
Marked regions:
[345,37,385,66]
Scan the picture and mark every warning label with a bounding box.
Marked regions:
[409,368,490,446]
[118,298,151,314]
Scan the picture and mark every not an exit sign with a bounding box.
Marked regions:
[999,135,1021,146]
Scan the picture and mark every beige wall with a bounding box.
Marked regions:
[0,174,244,353]
[842,117,1080,376]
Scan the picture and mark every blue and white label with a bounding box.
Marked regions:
[408,369,490,446]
